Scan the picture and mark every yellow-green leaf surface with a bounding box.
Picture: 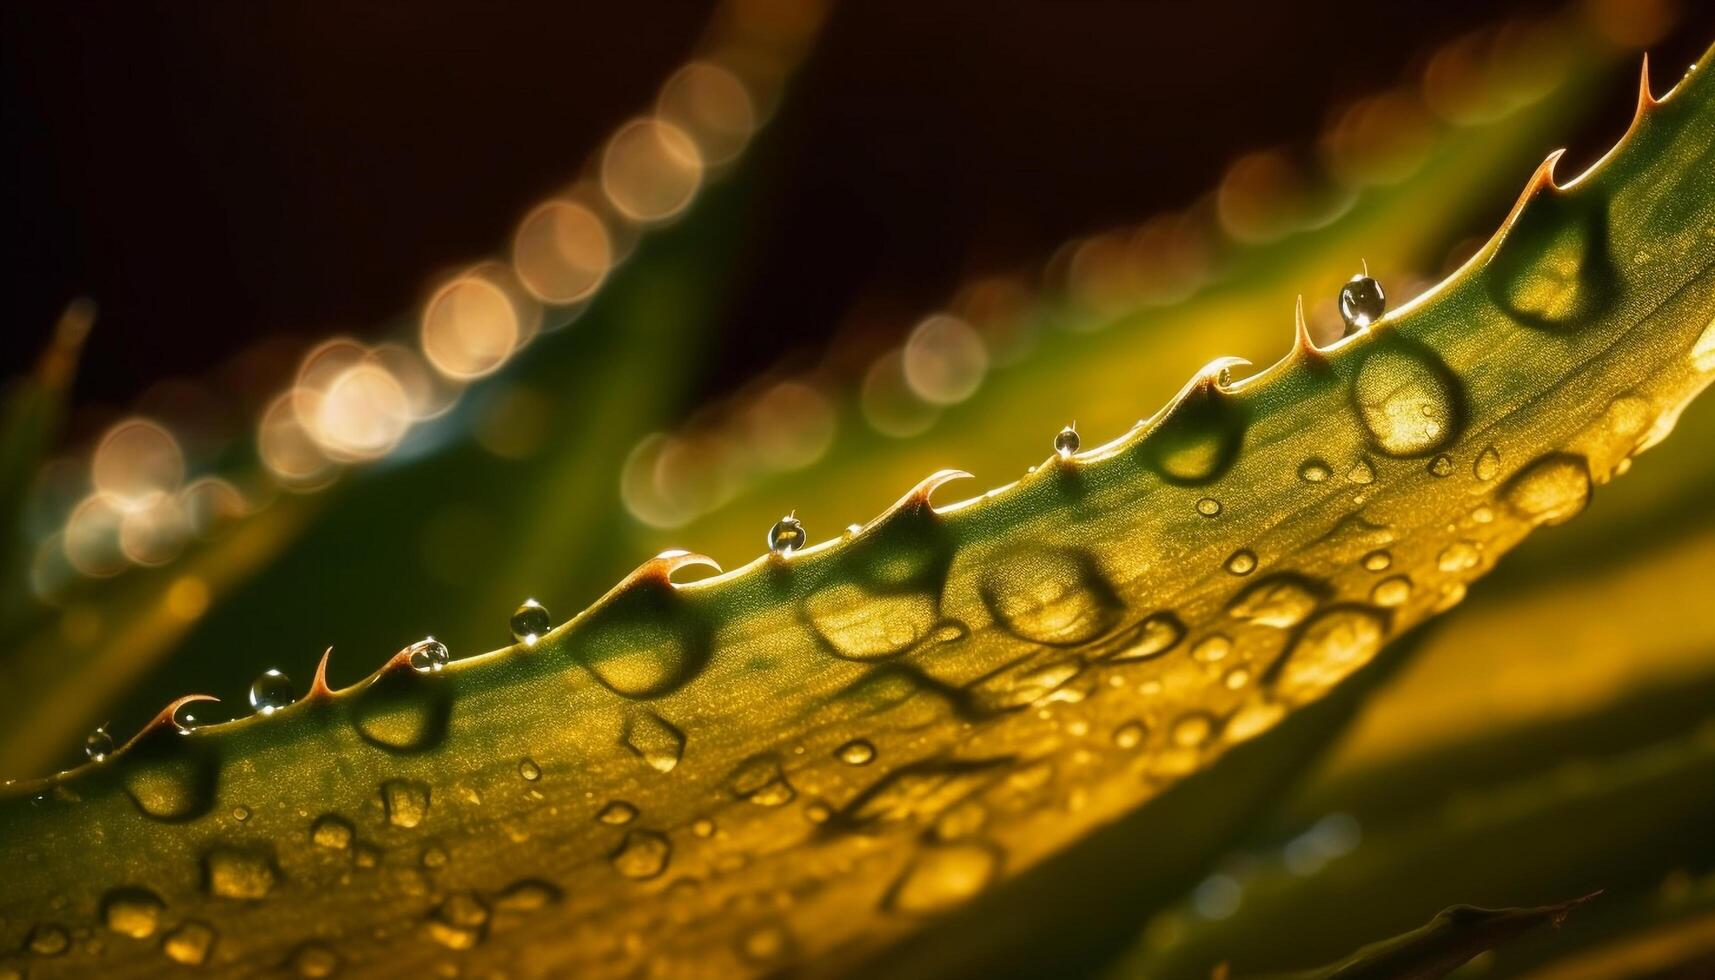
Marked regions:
[3,40,1714,980]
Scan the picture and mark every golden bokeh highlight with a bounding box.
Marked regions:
[421,274,523,380]
[180,477,248,539]
[63,495,127,578]
[657,61,758,167]
[91,419,184,512]
[312,363,412,460]
[512,200,614,305]
[118,494,190,567]
[861,350,940,439]
[902,314,989,406]
[164,575,211,622]
[745,381,835,471]
[258,393,336,490]
[601,118,705,223]
[369,342,460,422]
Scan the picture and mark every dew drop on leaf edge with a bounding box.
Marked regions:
[248,668,294,715]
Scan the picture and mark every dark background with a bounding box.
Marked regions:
[2,1,1707,435]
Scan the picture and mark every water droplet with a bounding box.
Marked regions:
[352,668,450,754]
[738,921,792,965]
[979,545,1123,645]
[578,589,710,700]
[203,846,279,899]
[598,800,639,825]
[1437,541,1480,573]
[1474,446,1502,481]
[692,818,716,838]
[232,805,251,822]
[1298,459,1331,483]
[290,942,339,977]
[1427,453,1454,477]
[1361,550,1392,572]
[25,923,69,956]
[1195,497,1222,517]
[1053,424,1080,458]
[1274,608,1387,702]
[1338,274,1386,332]
[494,879,562,912]
[101,887,164,939]
[729,755,795,806]
[1489,191,1616,332]
[1502,453,1591,527]
[844,759,1006,827]
[311,814,354,850]
[971,656,1084,711]
[1112,721,1147,750]
[162,921,216,965]
[353,843,381,868]
[1224,549,1257,576]
[1351,343,1462,457]
[509,598,551,645]
[932,800,990,842]
[407,637,450,673]
[517,757,542,781]
[1228,574,1324,628]
[1191,635,1231,663]
[804,584,938,660]
[805,800,833,824]
[381,779,431,829]
[837,739,876,766]
[1103,611,1186,662]
[621,711,686,773]
[768,514,807,556]
[611,830,671,880]
[885,842,1001,914]
[121,736,217,822]
[1371,576,1412,607]
[248,668,294,715]
[1170,712,1217,747]
[85,725,114,762]
[425,891,490,950]
[1346,458,1376,484]
[420,843,449,868]
[1145,385,1248,485]
[171,702,201,733]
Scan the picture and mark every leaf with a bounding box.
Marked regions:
[2,36,1713,980]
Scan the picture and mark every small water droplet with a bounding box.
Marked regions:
[1112,720,1147,750]
[311,814,354,850]
[1371,576,1412,607]
[290,942,340,978]
[611,830,671,880]
[425,891,490,950]
[729,755,795,806]
[248,668,295,715]
[1427,454,1454,477]
[1361,550,1392,572]
[1191,635,1232,663]
[1053,424,1080,458]
[420,844,448,868]
[885,842,1001,914]
[738,921,792,965]
[1437,541,1480,572]
[407,637,450,673]
[518,757,542,781]
[202,846,279,899]
[509,598,551,645]
[1338,274,1386,332]
[598,801,638,825]
[101,887,164,939]
[381,779,432,829]
[162,921,216,965]
[1170,712,1217,748]
[692,818,716,838]
[1224,667,1251,690]
[232,805,251,822]
[768,514,807,556]
[26,923,69,956]
[1298,459,1331,483]
[1196,497,1222,517]
[1224,549,1257,576]
[1502,454,1591,527]
[621,711,686,773]
[1473,446,1502,481]
[171,702,201,733]
[836,739,876,766]
[85,725,114,762]
[494,879,561,912]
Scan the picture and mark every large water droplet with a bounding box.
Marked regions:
[837,739,876,766]
[121,735,218,822]
[1489,191,1616,332]
[162,921,216,965]
[578,578,710,699]
[611,830,671,880]
[1102,611,1186,662]
[1142,381,1248,484]
[248,668,294,715]
[101,887,164,939]
[509,599,551,645]
[979,546,1123,646]
[1228,574,1325,629]
[85,725,114,762]
[352,668,450,754]
[203,846,279,899]
[768,514,807,556]
[381,779,432,829]
[1338,274,1386,332]
[804,584,938,660]
[407,637,450,673]
[885,842,1001,914]
[1351,342,1462,457]
[729,755,795,806]
[311,814,354,850]
[622,710,686,772]
[1274,607,1387,702]
[1053,424,1080,458]
[1502,453,1591,526]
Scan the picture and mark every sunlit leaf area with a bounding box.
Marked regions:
[3,1,1714,977]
